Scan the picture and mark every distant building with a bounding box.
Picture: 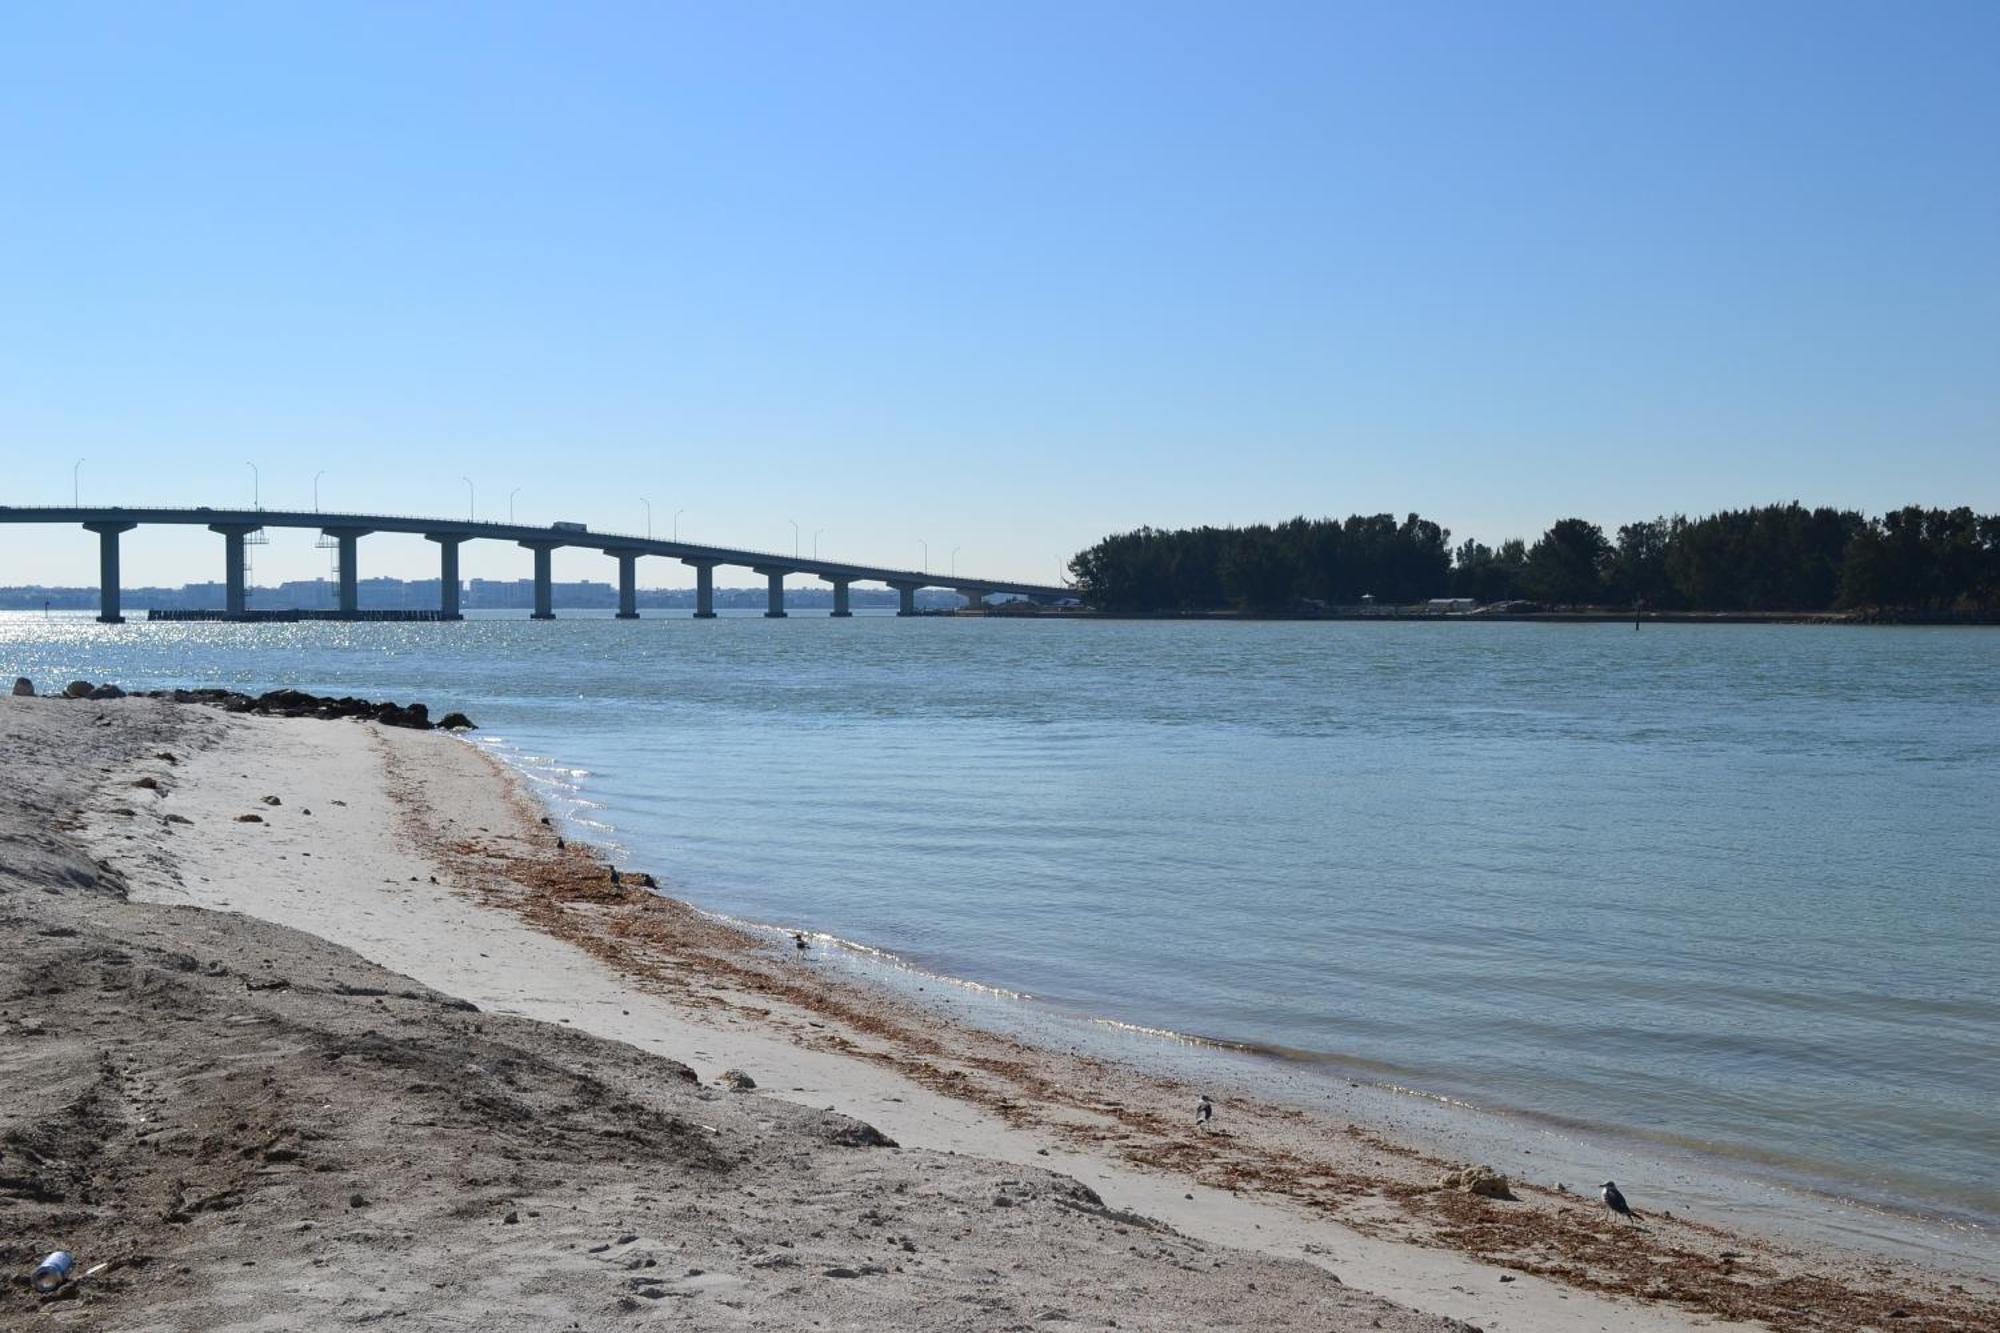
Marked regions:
[178,581,227,609]
[273,579,337,608]
[1426,598,1477,612]
[464,578,615,609]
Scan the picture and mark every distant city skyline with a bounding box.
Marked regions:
[5,3,1995,587]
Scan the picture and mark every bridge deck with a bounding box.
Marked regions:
[0,506,1066,598]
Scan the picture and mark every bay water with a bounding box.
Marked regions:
[6,611,1995,1249]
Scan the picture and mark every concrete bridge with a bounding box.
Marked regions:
[0,506,1071,623]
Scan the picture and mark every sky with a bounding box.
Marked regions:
[3,1,1996,588]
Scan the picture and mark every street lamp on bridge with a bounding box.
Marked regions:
[509,487,521,523]
[461,476,474,521]
[313,470,326,511]
[247,461,260,509]
[72,457,84,507]
[642,497,652,538]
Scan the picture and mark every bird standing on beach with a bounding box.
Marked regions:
[1196,1095,1213,1131]
[793,931,809,957]
[1600,1180,1639,1224]
[609,866,621,885]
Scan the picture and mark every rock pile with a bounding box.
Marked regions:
[11,680,469,730]
[148,688,468,731]
[15,678,129,699]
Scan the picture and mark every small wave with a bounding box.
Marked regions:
[1081,1022,1485,1112]
[1088,1016,1259,1052]
[1373,1082,1487,1112]
[720,918,1037,1001]
[473,734,612,838]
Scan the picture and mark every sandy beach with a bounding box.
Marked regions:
[5,693,1993,1331]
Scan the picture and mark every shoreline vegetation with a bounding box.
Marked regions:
[1039,606,1997,623]
[1065,504,2000,617]
[5,685,1993,1329]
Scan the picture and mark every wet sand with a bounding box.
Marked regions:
[26,694,2000,1330]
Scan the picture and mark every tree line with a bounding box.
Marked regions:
[1065,505,2000,613]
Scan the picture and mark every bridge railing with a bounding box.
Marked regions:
[1,503,1064,591]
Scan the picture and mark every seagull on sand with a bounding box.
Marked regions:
[1600,1180,1639,1224]
[1196,1095,1214,1130]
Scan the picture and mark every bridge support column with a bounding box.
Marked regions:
[425,535,465,620]
[321,528,371,616]
[830,580,851,617]
[756,568,788,618]
[612,552,640,619]
[519,542,558,619]
[684,561,716,617]
[209,523,259,615]
[226,532,247,614]
[958,587,986,612]
[891,582,919,617]
[83,522,135,624]
[338,535,359,614]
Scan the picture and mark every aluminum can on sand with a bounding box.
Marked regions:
[31,1252,74,1294]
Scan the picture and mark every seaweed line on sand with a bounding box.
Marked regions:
[376,730,2000,1333]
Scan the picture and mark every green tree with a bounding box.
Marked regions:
[1523,519,1611,604]
[1220,529,1297,610]
[1069,505,1998,614]
[1451,537,1527,602]
[1607,518,1674,607]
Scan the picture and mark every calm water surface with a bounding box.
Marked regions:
[6,611,1996,1235]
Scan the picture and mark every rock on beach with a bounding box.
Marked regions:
[1435,1164,1515,1200]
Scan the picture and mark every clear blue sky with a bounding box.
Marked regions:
[4,1,1995,588]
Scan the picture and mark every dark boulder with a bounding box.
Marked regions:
[373,701,432,730]
[257,688,318,710]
